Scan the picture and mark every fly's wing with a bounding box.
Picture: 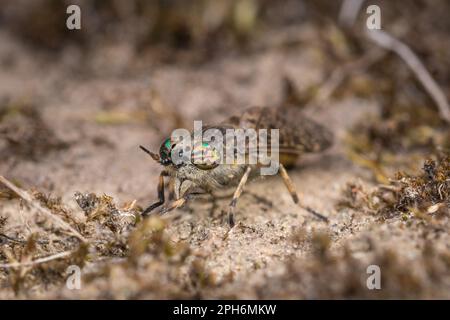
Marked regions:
[223,106,334,155]
[260,107,333,154]
[196,107,334,168]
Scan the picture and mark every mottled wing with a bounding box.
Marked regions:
[223,106,333,154]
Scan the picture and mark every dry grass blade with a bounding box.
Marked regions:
[338,0,365,28]
[0,175,86,242]
[367,29,450,123]
[0,250,74,269]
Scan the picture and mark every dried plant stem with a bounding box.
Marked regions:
[367,29,450,123]
[0,250,73,269]
[0,233,26,244]
[0,175,86,242]
[339,0,365,28]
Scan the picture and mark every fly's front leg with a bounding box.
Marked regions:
[159,197,188,215]
[158,180,199,215]
[278,163,329,222]
[167,177,176,201]
[228,166,252,227]
[159,192,209,215]
[142,171,168,217]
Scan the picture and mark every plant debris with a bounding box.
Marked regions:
[338,155,449,220]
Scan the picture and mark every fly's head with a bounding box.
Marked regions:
[140,137,221,174]
[158,138,175,166]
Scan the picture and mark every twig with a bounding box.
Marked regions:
[0,233,62,245]
[367,29,450,123]
[0,250,73,269]
[339,0,365,28]
[0,176,86,242]
[0,233,25,244]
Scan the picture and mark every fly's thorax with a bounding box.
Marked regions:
[174,164,203,182]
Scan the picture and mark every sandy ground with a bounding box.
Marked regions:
[1,26,449,299]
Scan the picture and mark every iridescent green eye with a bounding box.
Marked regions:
[164,138,172,149]
[159,138,173,166]
[192,142,220,170]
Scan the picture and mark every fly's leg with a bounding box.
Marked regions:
[158,180,207,215]
[167,177,176,201]
[159,192,207,215]
[141,171,168,217]
[227,166,252,227]
[159,197,187,215]
[278,163,329,222]
[278,163,300,203]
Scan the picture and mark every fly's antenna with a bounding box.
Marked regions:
[139,145,160,163]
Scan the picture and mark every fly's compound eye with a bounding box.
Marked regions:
[159,138,173,166]
[192,142,220,170]
[166,142,192,166]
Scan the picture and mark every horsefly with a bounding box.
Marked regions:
[139,106,333,227]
